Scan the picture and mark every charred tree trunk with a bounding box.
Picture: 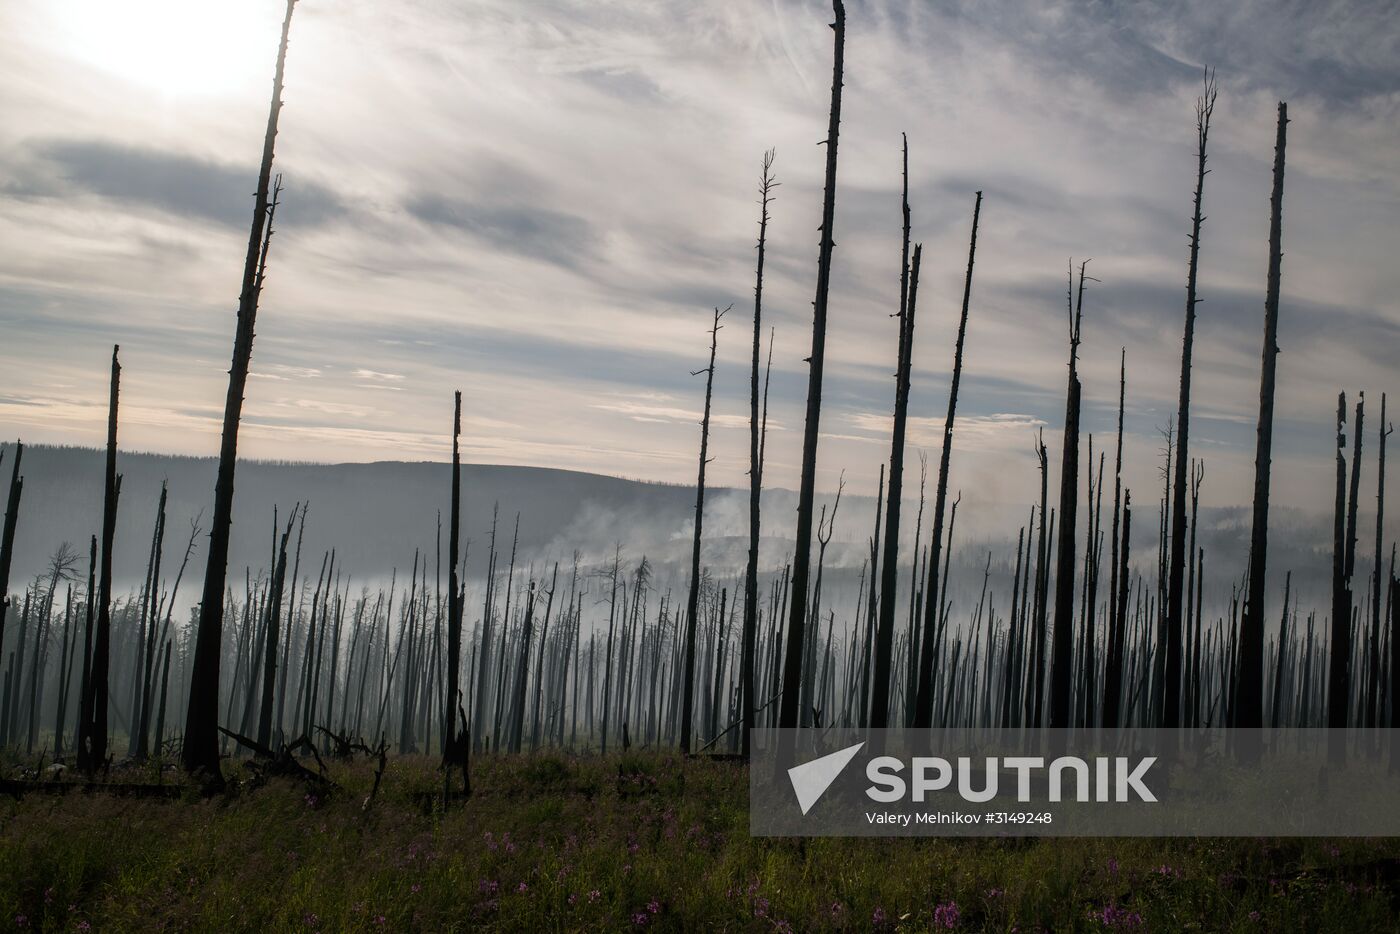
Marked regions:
[1104,491,1132,727]
[1238,101,1288,728]
[256,506,297,748]
[1049,265,1089,728]
[870,137,915,728]
[680,306,725,751]
[1369,396,1391,727]
[741,150,776,759]
[780,0,845,730]
[874,232,925,728]
[1165,70,1218,729]
[1328,394,1352,735]
[81,346,121,773]
[0,442,21,667]
[184,0,297,782]
[913,192,983,728]
[444,398,463,775]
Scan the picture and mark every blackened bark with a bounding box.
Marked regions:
[1049,265,1089,728]
[1238,101,1288,728]
[780,0,845,730]
[184,0,297,781]
[681,306,725,751]
[82,346,120,772]
[741,150,776,759]
[913,193,984,728]
[0,442,21,667]
[1165,70,1218,728]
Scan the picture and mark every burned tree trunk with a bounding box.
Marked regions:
[1238,101,1288,728]
[913,192,983,728]
[0,442,21,666]
[680,306,725,752]
[780,0,845,731]
[1165,70,1218,729]
[184,0,296,782]
[1104,491,1131,727]
[873,223,923,728]
[741,150,776,760]
[1105,351,1126,722]
[1049,264,1089,729]
[256,506,297,748]
[134,483,168,759]
[1368,396,1391,727]
[81,346,121,772]
[1328,394,1352,734]
[870,136,913,730]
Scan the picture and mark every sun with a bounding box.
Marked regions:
[51,0,285,98]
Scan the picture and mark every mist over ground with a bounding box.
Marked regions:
[1,443,1367,635]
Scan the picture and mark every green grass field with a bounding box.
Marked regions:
[1,752,1397,931]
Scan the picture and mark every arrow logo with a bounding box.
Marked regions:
[787,741,865,815]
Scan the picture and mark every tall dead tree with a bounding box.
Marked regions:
[256,505,297,748]
[680,306,725,752]
[1328,393,1352,734]
[0,442,22,667]
[871,138,920,729]
[912,192,983,728]
[443,394,465,791]
[1237,101,1288,728]
[1367,395,1391,727]
[184,0,297,781]
[780,0,845,731]
[80,346,121,772]
[1165,69,1218,728]
[1105,351,1126,722]
[1049,263,1090,728]
[741,150,776,759]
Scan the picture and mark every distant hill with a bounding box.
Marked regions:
[0,444,1339,618]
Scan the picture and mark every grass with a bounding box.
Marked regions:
[0,751,1397,931]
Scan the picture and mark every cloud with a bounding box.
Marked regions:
[405,194,597,270]
[12,138,347,230]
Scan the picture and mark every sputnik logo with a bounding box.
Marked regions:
[787,741,865,815]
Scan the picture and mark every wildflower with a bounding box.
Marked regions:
[1249,911,1261,922]
[647,900,660,914]
[830,901,846,918]
[1106,857,1119,876]
[568,894,578,906]
[517,882,529,894]
[934,900,960,928]
[588,889,601,903]
[75,924,90,933]
[1095,904,1144,929]
[632,913,649,926]
[873,906,887,925]
[14,917,26,928]
[411,884,421,894]
[754,896,770,918]
[303,912,320,928]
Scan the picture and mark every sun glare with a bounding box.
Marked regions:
[53,0,282,98]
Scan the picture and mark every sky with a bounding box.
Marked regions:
[1,0,1397,524]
